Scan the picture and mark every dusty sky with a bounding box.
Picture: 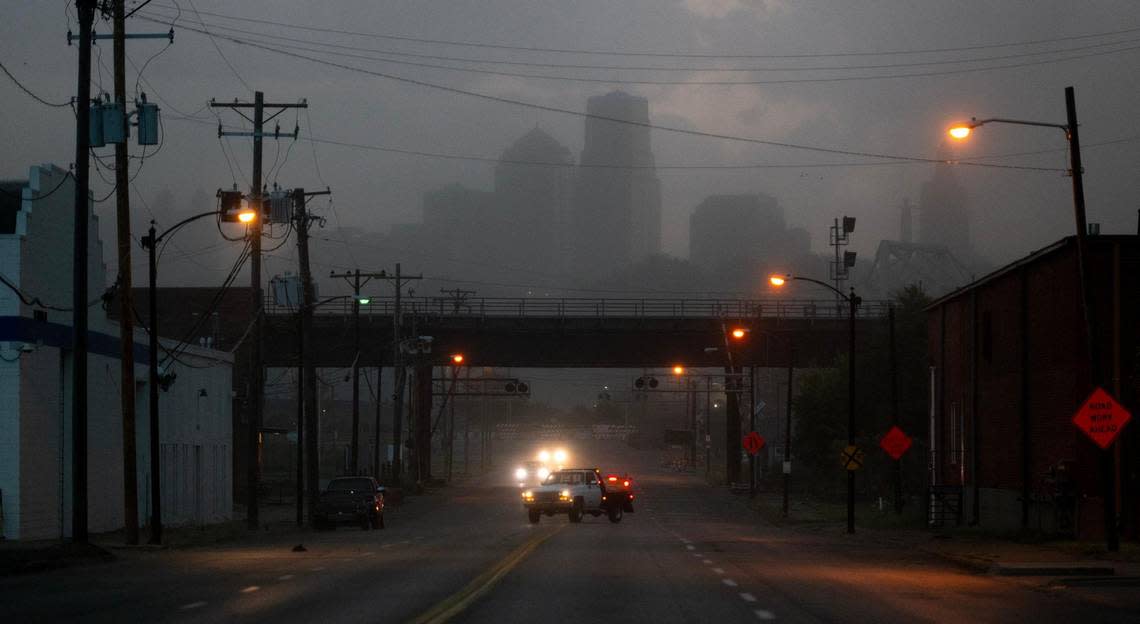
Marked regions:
[4,0,1140,288]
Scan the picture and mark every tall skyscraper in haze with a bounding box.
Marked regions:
[573,91,661,276]
[919,162,972,259]
[495,127,574,279]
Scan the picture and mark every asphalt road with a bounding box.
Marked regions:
[2,442,1137,623]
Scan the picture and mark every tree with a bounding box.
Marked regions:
[792,285,932,501]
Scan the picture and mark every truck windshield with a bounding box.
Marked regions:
[543,472,584,485]
[327,478,373,492]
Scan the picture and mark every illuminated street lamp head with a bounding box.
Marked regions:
[357,297,371,305]
[731,328,747,340]
[672,365,685,376]
[451,353,464,365]
[237,209,257,224]
[948,124,972,140]
[769,275,787,287]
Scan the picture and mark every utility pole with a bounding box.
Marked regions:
[373,367,383,478]
[331,269,387,473]
[110,0,139,547]
[211,93,307,530]
[783,346,795,518]
[295,311,303,527]
[292,187,329,528]
[375,264,422,481]
[70,0,97,545]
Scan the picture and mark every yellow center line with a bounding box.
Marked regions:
[408,525,565,624]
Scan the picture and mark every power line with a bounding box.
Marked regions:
[150,18,1140,88]
[143,8,1140,74]
[185,0,253,93]
[142,3,1140,60]
[151,34,1068,171]
[0,59,71,108]
[165,105,1137,175]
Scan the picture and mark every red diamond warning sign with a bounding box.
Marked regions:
[742,431,766,456]
[1072,387,1132,450]
[879,426,912,461]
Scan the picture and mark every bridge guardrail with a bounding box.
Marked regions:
[266,296,890,320]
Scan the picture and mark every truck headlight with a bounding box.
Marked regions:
[522,491,534,500]
[514,467,528,480]
[559,489,571,501]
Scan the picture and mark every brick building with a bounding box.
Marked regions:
[926,234,1138,540]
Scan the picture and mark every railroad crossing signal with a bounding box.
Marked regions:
[879,426,912,461]
[742,431,765,456]
[840,445,864,471]
[1072,387,1132,449]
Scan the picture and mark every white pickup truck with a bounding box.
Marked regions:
[521,468,633,524]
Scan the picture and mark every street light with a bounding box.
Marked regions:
[770,272,861,534]
[451,353,465,365]
[139,207,256,543]
[731,328,747,340]
[672,365,685,376]
[946,87,1115,551]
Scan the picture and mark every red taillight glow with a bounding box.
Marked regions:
[607,476,617,482]
[624,480,630,487]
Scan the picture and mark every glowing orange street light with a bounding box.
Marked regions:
[731,328,747,340]
[451,354,465,365]
[948,124,972,140]
[672,365,685,376]
[769,275,787,287]
[237,209,257,223]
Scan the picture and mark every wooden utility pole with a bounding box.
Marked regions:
[111,0,139,547]
[375,264,421,481]
[330,269,388,473]
[211,94,307,529]
[292,187,329,528]
[71,0,97,545]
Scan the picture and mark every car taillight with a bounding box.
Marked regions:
[623,480,630,487]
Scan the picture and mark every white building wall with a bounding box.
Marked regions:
[1,165,233,540]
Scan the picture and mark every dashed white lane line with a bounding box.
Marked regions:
[690,552,703,558]
[240,586,260,594]
[310,566,326,571]
[381,544,394,549]
[721,579,738,588]
[754,609,776,620]
[702,559,712,565]
[685,544,696,550]
[179,602,207,610]
[712,568,725,574]
[278,574,294,581]
[739,593,757,603]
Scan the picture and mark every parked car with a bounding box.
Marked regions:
[315,476,385,530]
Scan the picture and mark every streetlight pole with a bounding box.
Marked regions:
[140,208,255,543]
[948,87,1114,550]
[770,274,860,533]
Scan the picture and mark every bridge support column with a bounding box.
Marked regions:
[725,366,742,485]
[414,365,433,484]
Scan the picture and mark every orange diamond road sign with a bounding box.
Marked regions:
[742,431,766,456]
[1072,387,1132,450]
[879,426,912,461]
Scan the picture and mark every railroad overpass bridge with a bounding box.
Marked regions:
[262,296,889,369]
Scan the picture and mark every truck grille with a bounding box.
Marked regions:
[533,491,559,503]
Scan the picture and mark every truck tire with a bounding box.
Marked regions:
[569,499,584,523]
[377,512,385,530]
[608,505,624,523]
[528,509,541,524]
